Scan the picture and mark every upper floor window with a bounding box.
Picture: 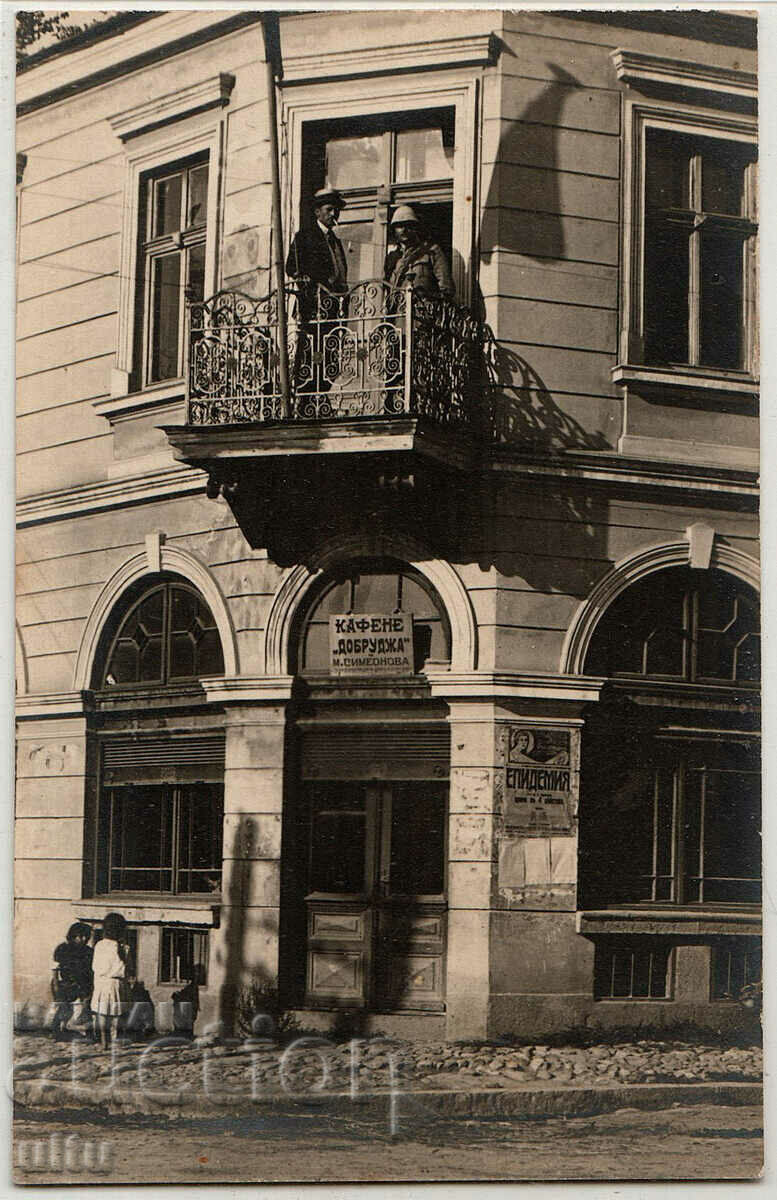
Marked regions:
[102,580,224,688]
[643,128,757,372]
[300,108,455,283]
[136,155,209,386]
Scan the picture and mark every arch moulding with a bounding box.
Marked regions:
[73,544,239,690]
[263,533,478,676]
[560,535,760,677]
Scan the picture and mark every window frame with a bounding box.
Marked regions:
[617,97,758,395]
[282,72,480,304]
[137,156,210,387]
[98,780,224,899]
[101,580,225,690]
[113,110,225,399]
[159,925,210,986]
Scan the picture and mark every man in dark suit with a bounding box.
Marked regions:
[286,190,349,396]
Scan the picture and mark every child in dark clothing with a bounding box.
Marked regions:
[51,922,93,1038]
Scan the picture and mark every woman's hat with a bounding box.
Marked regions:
[390,204,420,226]
[313,187,346,210]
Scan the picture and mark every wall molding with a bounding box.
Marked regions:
[561,534,760,676]
[16,464,207,528]
[263,533,478,677]
[611,49,756,103]
[109,72,235,140]
[73,544,239,690]
[282,33,498,84]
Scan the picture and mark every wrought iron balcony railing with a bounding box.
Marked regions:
[186,279,484,429]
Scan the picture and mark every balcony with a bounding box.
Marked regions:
[163,280,485,558]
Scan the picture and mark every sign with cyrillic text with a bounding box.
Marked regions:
[329,613,414,675]
[503,725,573,833]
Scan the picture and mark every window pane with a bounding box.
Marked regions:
[177,785,223,893]
[139,634,163,682]
[644,221,689,364]
[151,253,181,381]
[153,173,183,237]
[169,632,196,679]
[352,572,400,612]
[395,128,453,182]
[309,788,366,893]
[700,233,743,369]
[187,241,206,304]
[337,220,377,284]
[701,145,748,216]
[137,588,164,634]
[699,768,761,903]
[326,135,384,189]
[111,786,173,892]
[646,130,690,209]
[108,640,139,685]
[389,784,446,895]
[188,164,209,226]
[196,627,225,676]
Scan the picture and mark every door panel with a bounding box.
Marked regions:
[303,780,447,1010]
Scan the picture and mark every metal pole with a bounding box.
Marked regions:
[261,13,291,419]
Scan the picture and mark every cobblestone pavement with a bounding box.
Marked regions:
[13,1031,763,1096]
[13,1102,764,1182]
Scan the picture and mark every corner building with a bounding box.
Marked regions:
[16,10,760,1040]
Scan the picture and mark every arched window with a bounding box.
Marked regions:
[579,568,760,917]
[101,580,224,687]
[585,567,759,685]
[295,559,450,675]
[88,576,225,903]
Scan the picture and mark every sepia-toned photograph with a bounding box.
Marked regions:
[12,2,762,1184]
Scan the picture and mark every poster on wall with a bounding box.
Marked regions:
[503,726,574,834]
[329,613,414,674]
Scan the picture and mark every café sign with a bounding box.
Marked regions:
[329,613,414,675]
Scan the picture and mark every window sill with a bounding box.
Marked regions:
[612,363,759,400]
[578,908,761,937]
[74,896,220,926]
[94,379,186,425]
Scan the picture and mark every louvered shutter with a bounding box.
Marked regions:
[101,734,225,783]
[300,725,449,780]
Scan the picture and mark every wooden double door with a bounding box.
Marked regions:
[303,780,447,1011]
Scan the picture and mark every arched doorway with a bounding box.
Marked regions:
[283,558,452,1013]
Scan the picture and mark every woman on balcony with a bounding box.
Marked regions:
[384,206,454,301]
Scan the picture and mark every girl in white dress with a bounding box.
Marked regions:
[91,912,129,1049]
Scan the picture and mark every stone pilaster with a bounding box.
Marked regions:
[211,703,288,1031]
[15,710,91,1012]
[444,701,499,1041]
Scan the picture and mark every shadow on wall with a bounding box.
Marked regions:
[482,330,610,454]
[481,63,581,263]
[218,816,280,1036]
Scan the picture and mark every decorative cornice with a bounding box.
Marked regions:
[425,671,605,703]
[16,464,207,528]
[611,49,757,103]
[109,72,235,141]
[202,676,295,704]
[16,692,87,720]
[94,383,185,425]
[282,33,499,85]
[488,448,759,499]
[17,12,259,118]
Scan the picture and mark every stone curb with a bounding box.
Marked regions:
[14,1078,762,1120]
